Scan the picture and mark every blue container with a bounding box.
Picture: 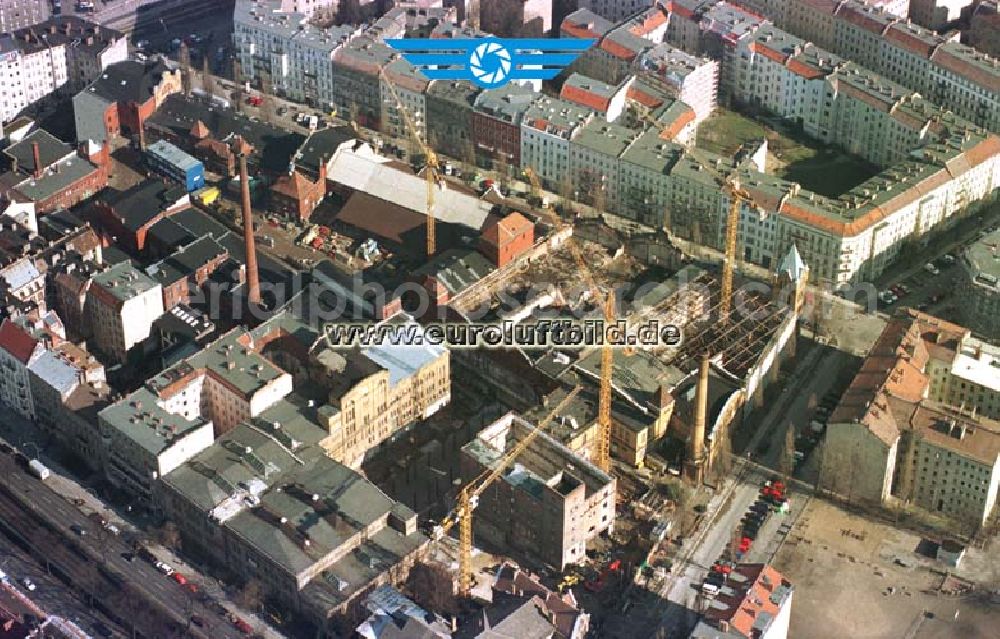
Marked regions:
[145,140,206,192]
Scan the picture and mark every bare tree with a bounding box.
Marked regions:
[712,430,733,481]
[467,0,481,29]
[202,55,215,97]
[406,562,459,616]
[337,0,365,25]
[558,173,574,214]
[158,520,182,552]
[778,423,796,479]
[237,578,264,613]
[233,58,244,113]
[259,72,275,124]
[590,180,607,214]
[459,138,477,178]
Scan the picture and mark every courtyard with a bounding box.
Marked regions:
[696,109,879,197]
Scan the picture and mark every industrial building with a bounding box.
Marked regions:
[144,140,205,192]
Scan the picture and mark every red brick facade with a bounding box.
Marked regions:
[270,163,327,222]
[472,112,521,168]
[480,212,535,268]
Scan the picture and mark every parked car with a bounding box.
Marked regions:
[22,577,36,591]
[171,572,187,586]
[233,618,253,635]
[70,524,86,536]
[190,615,205,628]
[924,263,940,276]
[155,561,174,576]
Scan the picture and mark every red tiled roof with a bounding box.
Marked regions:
[600,38,638,61]
[626,84,663,108]
[560,84,612,112]
[786,58,825,79]
[630,10,668,36]
[964,135,1000,168]
[666,1,696,19]
[660,106,696,140]
[0,319,39,364]
[884,24,936,58]
[704,564,790,637]
[750,41,788,65]
[271,170,316,199]
[836,4,893,35]
[930,46,1000,93]
[561,18,602,39]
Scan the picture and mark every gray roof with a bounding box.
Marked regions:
[4,129,74,175]
[145,139,201,173]
[362,316,447,387]
[480,600,555,639]
[410,249,495,296]
[573,118,640,158]
[28,349,80,398]
[293,126,357,177]
[99,178,189,232]
[474,84,537,124]
[146,236,228,286]
[522,96,593,139]
[12,155,99,202]
[86,59,175,104]
[92,261,159,303]
[963,228,1000,291]
[8,15,123,57]
[99,387,209,455]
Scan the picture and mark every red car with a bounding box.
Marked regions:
[233,618,253,635]
[171,572,187,586]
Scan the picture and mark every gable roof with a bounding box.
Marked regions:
[0,319,40,364]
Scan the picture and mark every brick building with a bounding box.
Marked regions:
[472,84,536,171]
[270,164,327,222]
[73,58,183,145]
[146,236,230,310]
[86,178,191,254]
[480,212,535,268]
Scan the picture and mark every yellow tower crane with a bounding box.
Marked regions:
[378,66,438,258]
[523,167,613,473]
[435,386,582,596]
[719,178,751,325]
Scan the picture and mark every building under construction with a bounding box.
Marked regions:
[453,239,809,482]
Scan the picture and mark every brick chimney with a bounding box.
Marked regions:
[235,137,260,306]
[32,142,42,178]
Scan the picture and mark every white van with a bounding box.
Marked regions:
[702,583,720,596]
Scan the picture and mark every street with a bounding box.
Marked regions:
[0,410,283,638]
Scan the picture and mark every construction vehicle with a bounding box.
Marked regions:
[433,387,581,596]
[377,66,438,258]
[558,573,581,592]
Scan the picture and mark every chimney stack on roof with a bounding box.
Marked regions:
[32,142,42,179]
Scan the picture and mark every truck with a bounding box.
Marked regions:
[28,459,50,481]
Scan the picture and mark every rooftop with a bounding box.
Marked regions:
[410,249,495,296]
[474,84,537,124]
[99,387,210,455]
[4,129,74,176]
[522,96,594,139]
[2,15,123,57]
[695,564,793,639]
[145,140,202,173]
[962,228,1000,293]
[85,59,176,104]
[91,261,159,304]
[97,178,190,232]
[146,236,228,286]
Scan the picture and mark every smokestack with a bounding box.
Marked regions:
[236,139,261,306]
[691,353,710,463]
[32,142,42,179]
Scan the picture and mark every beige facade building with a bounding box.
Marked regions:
[822,310,1000,526]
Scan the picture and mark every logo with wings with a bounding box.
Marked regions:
[385,38,596,89]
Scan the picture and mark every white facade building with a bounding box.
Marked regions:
[578,0,658,22]
[0,319,44,419]
[520,96,594,189]
[85,263,165,364]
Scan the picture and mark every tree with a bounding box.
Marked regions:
[467,0,481,29]
[406,562,459,616]
[202,55,215,97]
[558,173,574,214]
[237,578,264,613]
[232,58,244,113]
[712,430,733,481]
[778,423,796,479]
[158,520,182,551]
[337,0,365,25]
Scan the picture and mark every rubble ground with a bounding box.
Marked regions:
[773,499,1000,639]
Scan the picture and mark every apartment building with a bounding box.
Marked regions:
[425,80,480,160]
[579,0,660,22]
[379,58,427,142]
[520,95,595,189]
[481,0,552,37]
[0,16,126,123]
[0,0,48,33]
[726,0,1000,132]
[910,0,970,29]
[461,412,616,570]
[331,37,394,130]
[637,43,719,123]
[957,228,1000,337]
[967,2,1000,57]
[28,341,110,470]
[233,0,358,109]
[472,84,536,170]
[822,310,1000,526]
[312,326,450,467]
[690,564,794,639]
[158,403,427,631]
[0,319,45,419]
[574,5,670,85]
[84,262,165,364]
